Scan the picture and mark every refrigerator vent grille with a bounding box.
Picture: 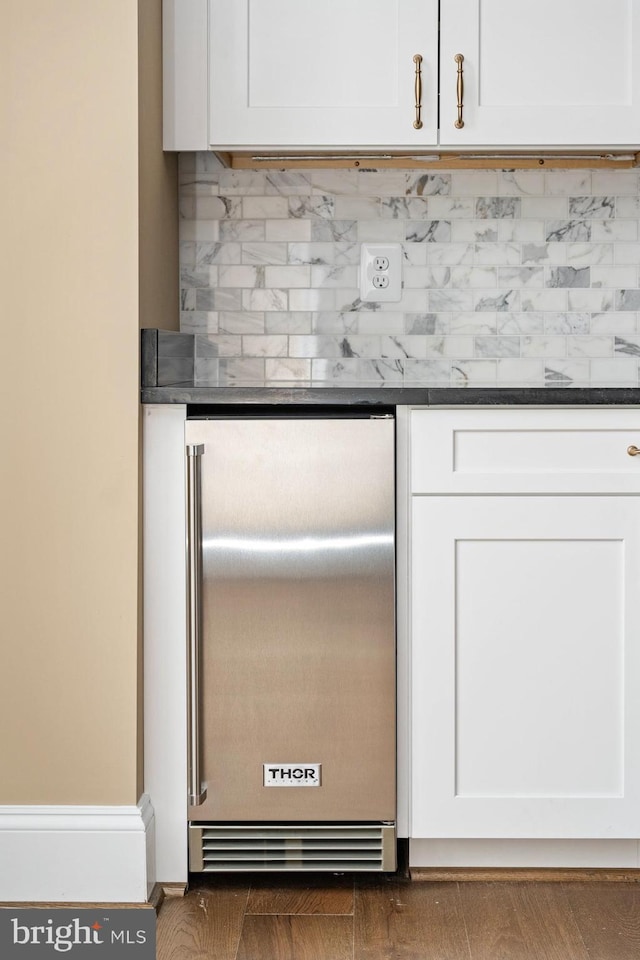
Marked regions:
[189,823,396,872]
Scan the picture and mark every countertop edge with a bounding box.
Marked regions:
[141,385,640,406]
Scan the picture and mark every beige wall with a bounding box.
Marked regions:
[0,0,144,805]
[139,0,179,332]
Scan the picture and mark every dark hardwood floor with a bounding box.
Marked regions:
[157,874,640,960]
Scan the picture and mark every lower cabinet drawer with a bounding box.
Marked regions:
[410,408,640,494]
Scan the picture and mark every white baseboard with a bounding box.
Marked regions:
[410,838,640,869]
[0,795,155,903]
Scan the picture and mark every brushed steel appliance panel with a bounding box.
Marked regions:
[185,416,396,823]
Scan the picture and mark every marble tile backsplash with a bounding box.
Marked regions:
[179,154,640,387]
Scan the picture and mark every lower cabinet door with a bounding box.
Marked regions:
[411,495,640,839]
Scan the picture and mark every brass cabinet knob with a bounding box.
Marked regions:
[627,445,640,457]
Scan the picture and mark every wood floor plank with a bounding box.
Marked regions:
[459,882,589,960]
[236,915,353,960]
[246,875,354,916]
[565,882,640,960]
[354,879,470,960]
[156,877,249,960]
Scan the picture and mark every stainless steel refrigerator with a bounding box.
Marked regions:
[185,412,396,872]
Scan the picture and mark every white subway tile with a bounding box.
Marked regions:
[218,358,265,383]
[264,265,311,288]
[451,171,499,196]
[473,243,520,265]
[242,196,288,219]
[242,335,288,357]
[265,171,312,196]
[521,336,566,358]
[289,288,336,311]
[429,289,474,312]
[381,336,427,359]
[592,171,640,196]
[356,170,408,196]
[591,266,638,288]
[427,242,475,265]
[497,267,545,288]
[616,197,640,218]
[242,289,288,311]
[591,312,638,334]
[450,266,498,287]
[310,265,358,288]
[265,358,311,380]
[403,359,452,382]
[590,358,638,383]
[591,219,638,241]
[334,197,381,219]
[567,289,615,312]
[266,219,311,241]
[497,359,544,383]
[402,243,428,266]
[496,170,545,196]
[615,243,640,264]
[429,197,475,219]
[451,360,497,384]
[242,242,288,265]
[424,335,474,358]
[521,196,568,219]
[521,289,568,312]
[498,219,545,241]
[266,312,312,334]
[202,334,242,355]
[357,220,405,242]
[218,171,266,195]
[358,313,405,334]
[309,170,359,194]
[566,336,613,358]
[544,171,592,196]
[545,359,590,384]
[451,220,499,242]
[449,312,497,335]
[218,265,259,288]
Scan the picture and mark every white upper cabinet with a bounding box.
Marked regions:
[439,0,640,146]
[164,0,640,150]
[210,0,438,149]
[164,0,439,151]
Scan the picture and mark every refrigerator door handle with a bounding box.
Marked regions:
[186,443,207,805]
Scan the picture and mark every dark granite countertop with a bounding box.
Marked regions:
[141,329,640,408]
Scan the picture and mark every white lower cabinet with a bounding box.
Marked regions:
[408,409,640,846]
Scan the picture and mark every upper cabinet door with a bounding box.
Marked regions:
[209,0,439,149]
[439,0,640,146]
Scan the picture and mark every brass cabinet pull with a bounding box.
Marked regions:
[454,53,465,128]
[413,54,423,129]
[628,445,640,457]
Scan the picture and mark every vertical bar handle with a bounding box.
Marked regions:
[454,54,465,128]
[186,443,207,806]
[413,54,423,129]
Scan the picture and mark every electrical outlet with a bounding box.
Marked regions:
[360,243,402,302]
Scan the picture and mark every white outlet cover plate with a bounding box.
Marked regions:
[360,243,402,302]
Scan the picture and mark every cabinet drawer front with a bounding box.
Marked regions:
[411,409,640,494]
